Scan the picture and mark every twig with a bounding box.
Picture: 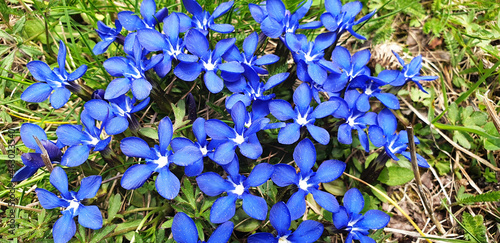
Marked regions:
[101,173,123,184]
[0,201,42,213]
[406,126,446,235]
[33,136,53,173]
[480,90,500,135]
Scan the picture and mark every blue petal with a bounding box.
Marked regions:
[170,138,195,152]
[310,100,337,119]
[244,163,274,187]
[103,57,128,76]
[68,65,87,81]
[78,205,103,230]
[325,0,341,14]
[53,211,76,243]
[294,0,313,20]
[55,125,84,146]
[140,0,157,27]
[84,99,109,121]
[137,29,168,51]
[204,71,224,93]
[196,172,232,196]
[218,62,244,74]
[373,92,400,110]
[35,188,67,209]
[285,33,301,52]
[156,167,180,199]
[377,108,397,137]
[185,29,209,58]
[343,188,364,215]
[243,32,258,58]
[94,136,111,152]
[247,233,277,243]
[309,159,345,184]
[212,0,234,19]
[12,165,40,182]
[117,11,146,31]
[92,40,112,55]
[299,21,323,29]
[210,23,235,34]
[76,175,102,200]
[293,138,316,176]
[320,13,338,31]
[170,145,203,166]
[105,116,129,135]
[238,139,263,160]
[120,137,155,159]
[21,83,52,103]
[207,221,234,243]
[358,112,377,125]
[242,193,268,220]
[288,220,324,243]
[286,189,308,221]
[104,78,131,100]
[174,62,202,81]
[306,124,330,145]
[267,0,286,22]
[358,210,390,229]
[26,61,57,82]
[49,167,71,199]
[263,72,288,90]
[332,46,352,71]
[249,4,266,23]
[20,123,48,150]
[131,78,152,100]
[355,93,370,112]
[192,117,207,145]
[120,163,156,189]
[368,126,385,147]
[158,116,173,154]
[21,153,45,169]
[278,123,301,145]
[226,94,252,110]
[172,212,198,243]
[309,187,339,213]
[357,127,370,152]
[56,42,66,75]
[261,17,283,38]
[185,159,204,177]
[131,97,151,113]
[231,101,247,134]
[60,145,91,167]
[210,194,238,223]
[313,32,336,53]
[338,123,353,144]
[332,207,349,229]
[256,54,280,66]
[182,0,202,17]
[205,119,235,140]
[342,1,362,19]
[307,63,328,85]
[213,141,237,164]
[50,87,71,109]
[221,155,240,178]
[269,100,296,121]
[269,201,291,236]
[293,83,311,115]
[214,38,236,59]
[352,49,371,72]
[271,164,298,187]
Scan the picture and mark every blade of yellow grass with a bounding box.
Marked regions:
[7,112,78,124]
[343,172,432,243]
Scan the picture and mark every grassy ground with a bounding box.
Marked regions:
[1,0,500,242]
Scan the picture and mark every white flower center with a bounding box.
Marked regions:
[347,116,357,127]
[279,236,291,243]
[64,198,80,213]
[296,113,309,126]
[298,177,311,191]
[155,155,169,168]
[231,184,245,196]
[200,146,208,156]
[232,134,245,145]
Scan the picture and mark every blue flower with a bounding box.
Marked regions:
[320,0,376,40]
[93,20,122,55]
[331,46,371,84]
[368,108,430,168]
[223,32,280,78]
[119,116,202,199]
[333,188,390,243]
[269,83,340,145]
[12,124,63,182]
[332,90,377,152]
[172,212,234,243]
[205,101,269,164]
[137,14,198,78]
[56,110,112,167]
[197,162,274,223]
[271,138,346,220]
[181,0,235,35]
[35,167,102,243]
[118,0,168,31]
[84,95,150,135]
[378,51,439,93]
[170,117,213,177]
[348,77,400,112]
[247,202,324,243]
[174,29,244,93]
[21,40,87,109]
[252,0,321,38]
[103,36,162,100]
[286,32,337,85]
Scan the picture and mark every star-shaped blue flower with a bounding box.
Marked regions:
[172,212,234,243]
[35,167,102,243]
[181,0,235,35]
[333,188,390,243]
[320,0,376,40]
[348,77,400,112]
[271,138,346,220]
[21,41,87,109]
[118,0,168,31]
[247,202,324,243]
[93,20,122,55]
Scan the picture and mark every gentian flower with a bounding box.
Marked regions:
[174,29,244,93]
[253,0,321,38]
[56,110,111,167]
[205,101,269,164]
[21,40,87,109]
[332,90,377,152]
[172,212,234,243]
[368,108,430,168]
[118,0,168,31]
[170,117,212,177]
[223,32,280,78]
[197,162,274,223]
[181,0,235,35]
[286,32,337,85]
[84,95,150,135]
[269,83,339,145]
[247,201,323,243]
[320,0,376,40]
[93,20,122,55]
[35,167,102,243]
[331,47,371,85]
[378,51,439,93]
[333,188,390,243]
[119,116,202,199]
[12,124,63,182]
[103,36,162,100]
[348,77,400,112]
[137,14,198,78]
[271,138,346,220]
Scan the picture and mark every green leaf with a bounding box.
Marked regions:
[378,166,414,186]
[23,19,47,44]
[233,209,261,232]
[457,191,500,204]
[323,180,346,196]
[139,127,159,140]
[453,131,471,149]
[448,103,459,124]
[12,16,26,35]
[90,225,116,243]
[463,112,488,127]
[160,218,173,229]
[20,45,43,57]
[108,194,121,220]
[181,177,196,210]
[462,212,487,243]
[172,100,189,130]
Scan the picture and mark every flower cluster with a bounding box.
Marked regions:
[17,0,439,242]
